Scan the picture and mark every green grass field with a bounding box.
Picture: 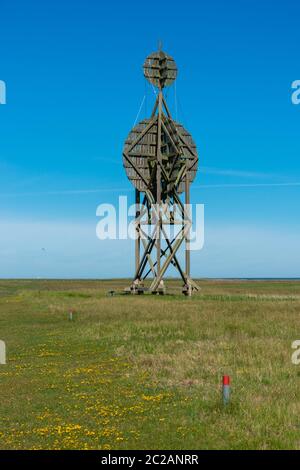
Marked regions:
[0,279,299,450]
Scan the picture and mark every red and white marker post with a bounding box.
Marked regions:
[222,375,230,405]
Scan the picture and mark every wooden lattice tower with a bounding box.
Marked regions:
[123,49,199,295]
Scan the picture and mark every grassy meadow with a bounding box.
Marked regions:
[0,278,299,450]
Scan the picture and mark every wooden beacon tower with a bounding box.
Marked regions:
[123,48,199,296]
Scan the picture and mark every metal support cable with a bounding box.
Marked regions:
[133,95,146,127]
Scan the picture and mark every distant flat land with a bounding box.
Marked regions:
[0,279,299,450]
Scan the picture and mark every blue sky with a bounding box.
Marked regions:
[0,0,300,278]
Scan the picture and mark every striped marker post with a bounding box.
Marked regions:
[222,375,230,405]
